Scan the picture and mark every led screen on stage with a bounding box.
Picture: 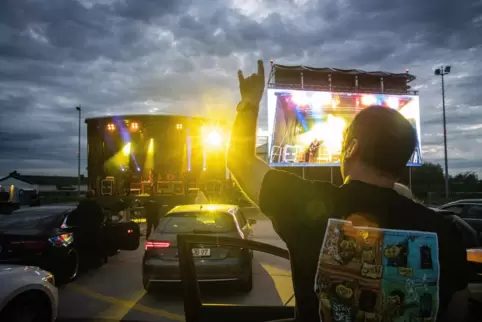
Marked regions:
[267,89,422,167]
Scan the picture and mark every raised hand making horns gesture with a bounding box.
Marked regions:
[237,60,265,111]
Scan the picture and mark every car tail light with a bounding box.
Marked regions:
[145,240,170,250]
[48,233,73,247]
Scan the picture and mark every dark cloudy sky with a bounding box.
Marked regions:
[1,0,481,176]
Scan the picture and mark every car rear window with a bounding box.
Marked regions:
[158,212,236,233]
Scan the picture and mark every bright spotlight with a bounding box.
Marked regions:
[131,122,139,131]
[206,130,222,146]
[176,123,183,130]
[107,123,116,131]
[386,97,399,110]
[361,95,377,106]
[148,138,154,154]
[122,143,131,156]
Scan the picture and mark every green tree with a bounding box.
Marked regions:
[451,171,479,192]
[412,163,445,192]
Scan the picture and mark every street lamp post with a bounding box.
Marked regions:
[76,106,82,198]
[434,65,451,199]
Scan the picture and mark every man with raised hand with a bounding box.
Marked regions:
[227,60,469,322]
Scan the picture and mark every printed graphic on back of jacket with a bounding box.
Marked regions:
[315,218,440,322]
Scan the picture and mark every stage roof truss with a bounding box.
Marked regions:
[267,62,418,95]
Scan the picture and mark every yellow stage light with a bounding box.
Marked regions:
[148,138,154,154]
[206,130,222,146]
[131,122,139,131]
[123,143,131,156]
[107,123,115,131]
[176,123,183,130]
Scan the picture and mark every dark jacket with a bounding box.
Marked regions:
[144,200,159,224]
[68,199,104,231]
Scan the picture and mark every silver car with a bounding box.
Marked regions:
[142,204,255,292]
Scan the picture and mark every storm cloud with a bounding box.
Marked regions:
[1,0,482,175]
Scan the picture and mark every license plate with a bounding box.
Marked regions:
[192,248,210,257]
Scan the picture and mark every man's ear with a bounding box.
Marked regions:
[344,138,359,159]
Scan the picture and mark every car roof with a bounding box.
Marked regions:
[441,199,482,207]
[13,205,76,215]
[168,204,238,215]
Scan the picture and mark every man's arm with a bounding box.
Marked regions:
[227,60,337,222]
[227,60,270,205]
[227,106,270,205]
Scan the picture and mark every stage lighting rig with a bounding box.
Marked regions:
[130,121,139,131]
[106,123,116,132]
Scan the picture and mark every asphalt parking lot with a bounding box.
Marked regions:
[57,213,294,322]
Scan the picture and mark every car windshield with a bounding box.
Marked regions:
[158,212,236,233]
[0,210,64,231]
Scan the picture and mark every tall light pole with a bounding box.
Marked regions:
[76,105,81,198]
[434,65,451,199]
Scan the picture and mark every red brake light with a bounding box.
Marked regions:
[145,241,170,250]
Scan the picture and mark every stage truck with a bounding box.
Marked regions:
[85,114,229,209]
[266,62,422,185]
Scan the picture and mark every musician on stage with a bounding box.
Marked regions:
[149,168,158,195]
[124,168,132,196]
[304,138,321,163]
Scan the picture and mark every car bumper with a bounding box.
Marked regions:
[143,257,250,282]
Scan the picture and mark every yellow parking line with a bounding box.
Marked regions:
[260,264,294,306]
[67,284,185,321]
[96,289,146,320]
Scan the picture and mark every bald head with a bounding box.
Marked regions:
[342,105,418,179]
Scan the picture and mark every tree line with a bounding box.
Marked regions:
[409,163,482,204]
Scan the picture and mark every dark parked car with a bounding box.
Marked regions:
[142,204,256,292]
[437,200,482,242]
[0,205,140,284]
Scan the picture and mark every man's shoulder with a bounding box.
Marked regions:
[264,169,339,190]
[258,169,340,231]
[261,169,339,203]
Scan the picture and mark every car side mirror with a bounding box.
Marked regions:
[247,219,256,225]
